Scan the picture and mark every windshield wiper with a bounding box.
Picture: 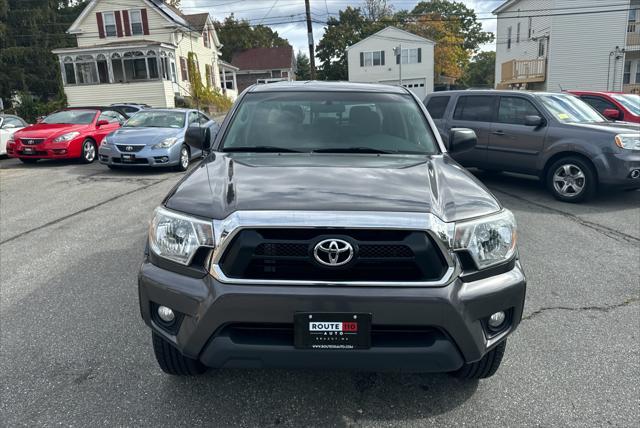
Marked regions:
[222,146,301,153]
[312,147,394,154]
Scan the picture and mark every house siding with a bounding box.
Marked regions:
[347,27,435,98]
[75,0,173,47]
[494,0,552,86]
[64,80,175,107]
[175,30,221,97]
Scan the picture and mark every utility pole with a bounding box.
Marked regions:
[305,0,316,79]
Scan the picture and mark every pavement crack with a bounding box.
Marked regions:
[522,296,640,321]
[0,177,173,245]
[492,188,640,244]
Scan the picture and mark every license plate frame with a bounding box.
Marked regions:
[294,312,371,350]
[22,147,34,154]
[121,154,135,162]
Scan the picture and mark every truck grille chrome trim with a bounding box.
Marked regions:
[210,211,458,287]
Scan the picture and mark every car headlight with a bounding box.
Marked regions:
[152,137,179,149]
[149,207,215,265]
[52,131,80,143]
[453,210,517,269]
[615,134,640,150]
[101,136,111,146]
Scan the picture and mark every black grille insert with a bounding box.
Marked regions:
[116,144,145,152]
[20,138,44,145]
[219,228,447,282]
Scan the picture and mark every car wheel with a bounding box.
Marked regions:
[81,139,97,164]
[174,145,190,172]
[451,339,506,380]
[19,158,38,164]
[546,156,596,203]
[152,333,206,376]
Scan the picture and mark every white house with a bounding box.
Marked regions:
[494,0,640,93]
[52,0,238,108]
[346,27,435,99]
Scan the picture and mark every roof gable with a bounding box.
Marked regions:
[492,0,522,14]
[231,46,294,71]
[346,26,435,51]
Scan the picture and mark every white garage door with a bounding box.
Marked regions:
[380,78,427,99]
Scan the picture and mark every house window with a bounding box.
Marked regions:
[272,69,282,78]
[516,22,521,43]
[538,38,546,57]
[129,10,143,35]
[507,27,512,49]
[203,29,209,48]
[75,55,99,84]
[361,50,385,67]
[170,60,177,82]
[62,57,76,84]
[111,53,124,82]
[282,70,289,79]
[180,57,188,81]
[96,54,109,83]
[103,12,116,37]
[624,61,631,84]
[636,61,640,84]
[528,17,532,39]
[147,51,159,79]
[401,48,419,64]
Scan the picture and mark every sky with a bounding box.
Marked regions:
[179,0,504,56]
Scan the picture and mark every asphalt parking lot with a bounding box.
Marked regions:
[1,157,638,427]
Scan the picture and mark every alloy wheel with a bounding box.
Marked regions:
[552,163,585,197]
[180,147,189,169]
[83,140,96,162]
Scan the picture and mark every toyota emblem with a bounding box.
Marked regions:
[313,239,354,266]
[125,145,134,152]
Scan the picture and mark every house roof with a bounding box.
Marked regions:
[492,0,521,14]
[231,46,294,71]
[183,13,209,31]
[346,26,435,51]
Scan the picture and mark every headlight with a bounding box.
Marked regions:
[615,134,640,150]
[101,136,110,146]
[149,207,215,265]
[453,210,517,269]
[152,137,179,149]
[52,131,80,143]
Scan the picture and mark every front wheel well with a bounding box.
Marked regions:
[542,152,598,182]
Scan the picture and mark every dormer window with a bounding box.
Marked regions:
[103,12,116,37]
[130,10,143,36]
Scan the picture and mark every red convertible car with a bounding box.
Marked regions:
[7,107,129,163]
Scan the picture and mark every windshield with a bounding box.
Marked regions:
[537,94,605,123]
[611,94,640,116]
[220,92,439,154]
[43,110,97,124]
[124,111,185,128]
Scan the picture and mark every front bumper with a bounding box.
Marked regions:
[7,139,81,159]
[99,144,180,167]
[138,257,526,372]
[595,151,640,187]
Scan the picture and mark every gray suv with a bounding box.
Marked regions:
[139,82,526,380]
[424,90,640,202]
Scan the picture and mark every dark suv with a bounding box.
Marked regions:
[139,82,526,379]
[424,90,640,202]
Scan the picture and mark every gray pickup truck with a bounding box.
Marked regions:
[138,82,526,380]
[424,90,640,202]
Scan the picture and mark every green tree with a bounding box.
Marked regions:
[165,0,180,8]
[214,15,289,63]
[295,51,311,80]
[459,51,496,88]
[316,7,384,81]
[410,0,494,53]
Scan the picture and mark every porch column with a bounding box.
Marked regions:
[232,70,237,92]
[222,68,227,93]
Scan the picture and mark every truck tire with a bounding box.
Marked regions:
[451,339,506,380]
[152,333,206,376]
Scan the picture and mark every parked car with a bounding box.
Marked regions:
[424,90,640,202]
[0,114,28,156]
[109,103,150,115]
[139,81,526,379]
[98,109,218,171]
[567,91,640,124]
[7,107,128,164]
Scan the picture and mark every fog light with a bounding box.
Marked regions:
[157,305,175,323]
[488,311,506,328]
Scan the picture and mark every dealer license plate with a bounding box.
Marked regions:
[294,313,371,350]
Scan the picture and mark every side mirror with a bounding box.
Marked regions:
[96,119,110,127]
[185,127,211,151]
[524,115,544,127]
[603,108,621,120]
[449,128,477,154]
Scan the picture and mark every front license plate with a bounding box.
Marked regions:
[122,154,135,162]
[22,147,34,154]
[294,313,371,350]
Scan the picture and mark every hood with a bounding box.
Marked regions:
[15,123,90,139]
[565,121,640,134]
[164,153,501,223]
[108,127,184,145]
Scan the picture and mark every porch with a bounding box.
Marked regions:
[219,60,239,101]
[499,58,547,85]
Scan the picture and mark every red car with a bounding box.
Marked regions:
[7,107,129,164]
[568,91,640,124]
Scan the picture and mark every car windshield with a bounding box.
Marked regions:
[42,110,97,124]
[611,94,640,116]
[537,94,606,123]
[220,91,439,154]
[124,111,185,128]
